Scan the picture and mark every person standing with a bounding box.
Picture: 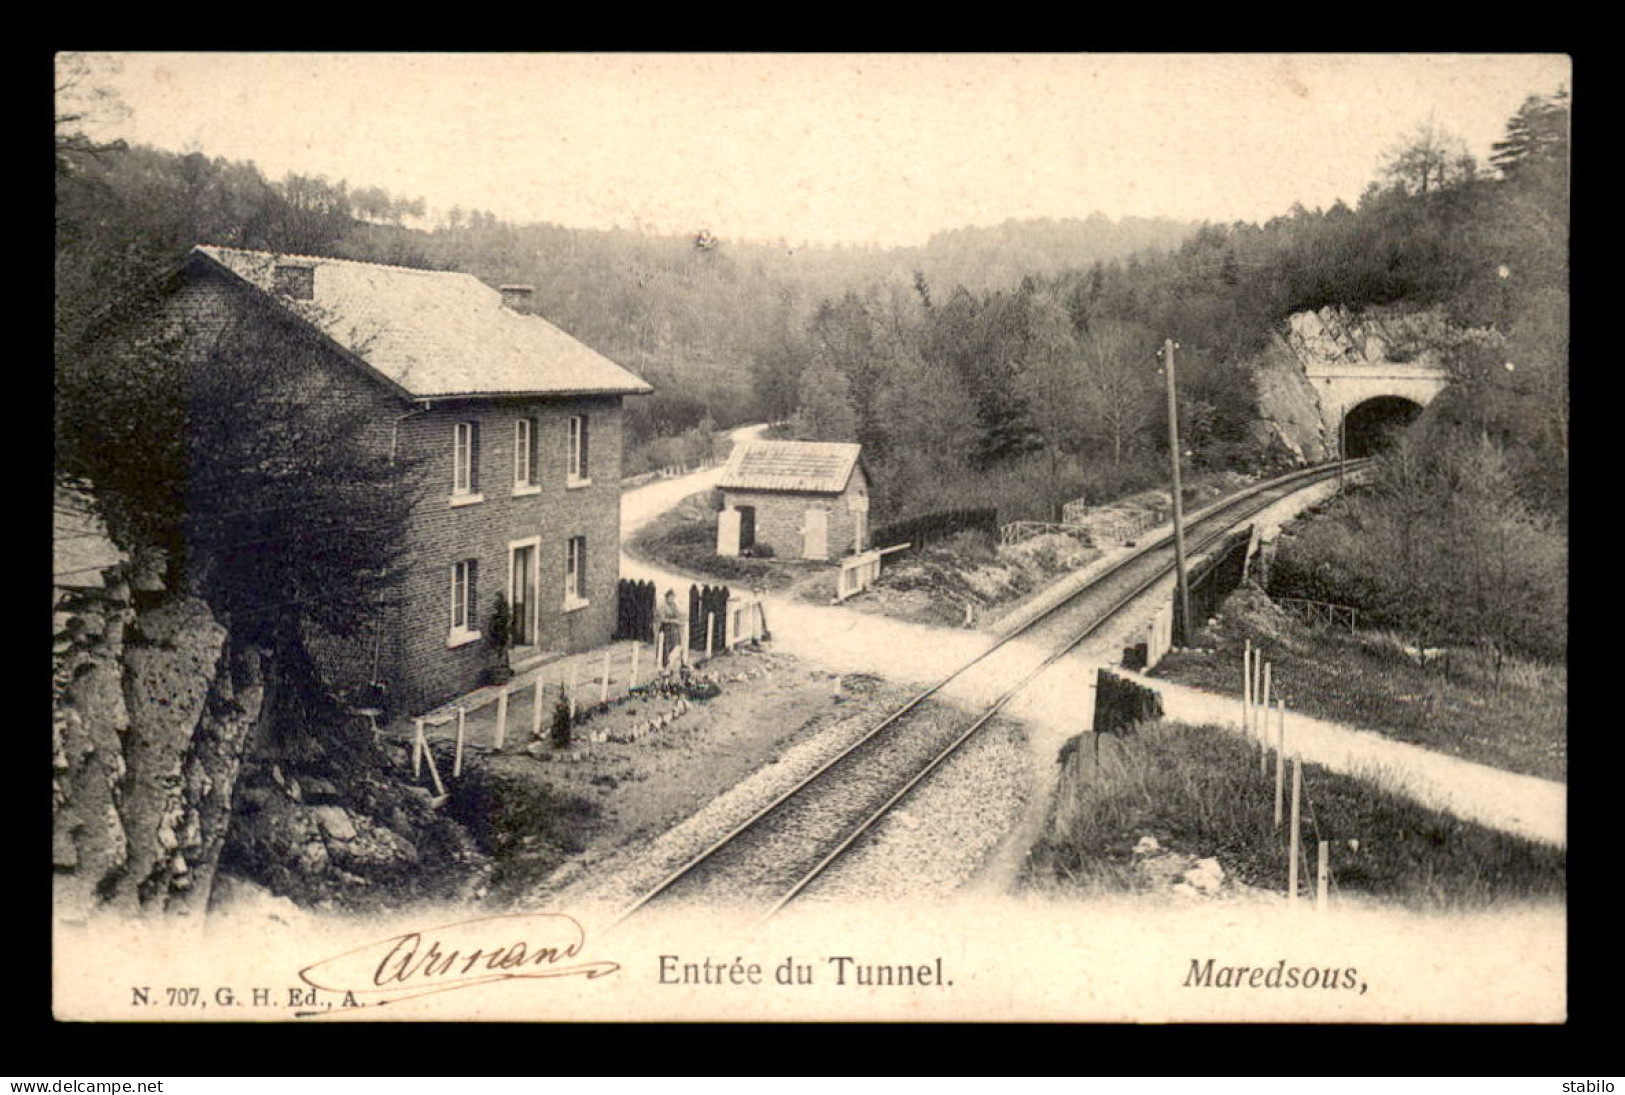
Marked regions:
[657,589,684,668]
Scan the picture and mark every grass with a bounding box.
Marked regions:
[1023,720,1565,910]
[1153,603,1567,782]
[629,492,803,588]
[446,753,603,903]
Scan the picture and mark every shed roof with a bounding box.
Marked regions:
[192,245,653,400]
[717,440,864,494]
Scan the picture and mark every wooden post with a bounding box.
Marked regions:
[683,618,691,666]
[705,612,715,661]
[1254,654,1265,756]
[532,676,545,739]
[600,647,612,705]
[631,641,641,689]
[423,737,446,797]
[654,630,665,675]
[1163,338,1193,645]
[413,719,425,778]
[1243,640,1253,741]
[568,662,579,719]
[454,706,466,778]
[1254,656,1267,734]
[495,689,509,751]
[1317,840,1330,912]
[1274,700,1287,828]
[1288,753,1302,907]
[1257,653,1268,775]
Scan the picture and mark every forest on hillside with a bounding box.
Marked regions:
[51,86,1198,472]
[57,72,1569,660]
[765,95,1569,533]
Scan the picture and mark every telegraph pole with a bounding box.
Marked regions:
[1163,338,1193,645]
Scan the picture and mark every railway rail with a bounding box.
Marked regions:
[610,458,1368,926]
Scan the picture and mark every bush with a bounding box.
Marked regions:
[448,755,598,856]
[550,690,572,749]
[871,508,999,553]
[1270,434,1566,661]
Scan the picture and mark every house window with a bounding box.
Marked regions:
[564,536,588,608]
[452,421,482,504]
[449,559,480,646]
[567,415,590,486]
[514,417,539,491]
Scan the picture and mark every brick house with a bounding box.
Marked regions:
[715,440,870,561]
[177,246,652,712]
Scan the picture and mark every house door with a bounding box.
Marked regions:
[509,543,536,646]
[803,507,828,560]
[738,506,756,551]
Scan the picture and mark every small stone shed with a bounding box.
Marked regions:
[716,440,870,561]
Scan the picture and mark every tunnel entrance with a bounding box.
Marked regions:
[1342,396,1423,457]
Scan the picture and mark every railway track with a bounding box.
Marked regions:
[611,459,1368,925]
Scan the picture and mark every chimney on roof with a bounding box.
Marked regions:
[500,285,534,311]
[273,261,316,301]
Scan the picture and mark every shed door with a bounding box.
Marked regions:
[738,505,757,551]
[717,508,741,557]
[803,507,828,560]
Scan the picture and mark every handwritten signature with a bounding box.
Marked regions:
[298,911,620,1008]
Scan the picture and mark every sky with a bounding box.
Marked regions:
[65,52,1571,248]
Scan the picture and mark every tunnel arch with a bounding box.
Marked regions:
[1342,395,1423,457]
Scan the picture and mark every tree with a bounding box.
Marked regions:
[58,282,423,720]
[1016,291,1088,484]
[487,594,514,683]
[1077,319,1158,464]
[54,53,128,176]
[790,361,859,442]
[870,350,980,514]
[1379,117,1477,197]
[1490,89,1570,183]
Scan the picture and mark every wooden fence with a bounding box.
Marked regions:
[687,583,730,652]
[727,595,768,647]
[998,520,1093,546]
[1086,506,1166,545]
[615,578,657,642]
[1240,640,1335,912]
[1275,596,1358,630]
[871,508,998,554]
[837,549,883,601]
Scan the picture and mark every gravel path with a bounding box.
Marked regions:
[1119,668,1566,849]
[792,716,1033,908]
[520,682,914,929]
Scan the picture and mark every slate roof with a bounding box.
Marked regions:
[192,245,653,400]
[717,440,864,494]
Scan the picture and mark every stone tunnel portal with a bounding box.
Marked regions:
[1342,395,1423,457]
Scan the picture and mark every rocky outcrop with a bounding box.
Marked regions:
[53,564,488,918]
[1249,333,1333,466]
[219,742,489,913]
[1246,304,1460,467]
[53,571,264,916]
